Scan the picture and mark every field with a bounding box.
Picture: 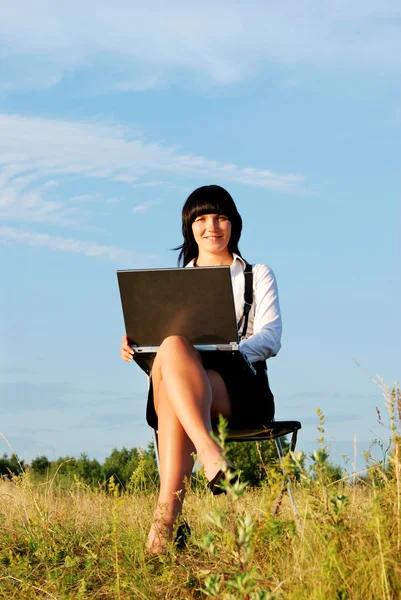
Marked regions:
[0,388,400,600]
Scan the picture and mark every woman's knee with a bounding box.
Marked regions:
[158,335,199,360]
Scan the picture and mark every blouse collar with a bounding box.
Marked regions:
[185,253,246,269]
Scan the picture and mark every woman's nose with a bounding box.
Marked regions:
[206,217,220,229]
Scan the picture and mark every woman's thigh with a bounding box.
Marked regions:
[151,336,204,410]
[206,369,233,421]
[146,366,232,428]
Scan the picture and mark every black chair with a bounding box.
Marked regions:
[152,418,302,523]
[222,420,302,521]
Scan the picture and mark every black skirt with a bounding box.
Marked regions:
[146,350,275,430]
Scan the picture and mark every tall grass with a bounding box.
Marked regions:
[0,384,400,599]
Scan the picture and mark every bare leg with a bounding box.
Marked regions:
[146,336,232,553]
[152,336,232,478]
[146,379,195,553]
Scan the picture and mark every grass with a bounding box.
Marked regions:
[0,384,400,599]
[1,459,400,598]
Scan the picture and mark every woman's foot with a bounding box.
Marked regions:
[146,517,174,555]
[208,464,238,495]
[196,441,239,495]
[197,442,226,483]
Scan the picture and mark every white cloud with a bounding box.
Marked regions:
[131,200,161,214]
[281,79,298,90]
[0,1,400,92]
[0,173,85,225]
[0,113,308,258]
[0,226,156,264]
[71,193,103,203]
[0,113,308,244]
[132,181,181,191]
[0,114,306,217]
[113,175,138,183]
[132,181,165,188]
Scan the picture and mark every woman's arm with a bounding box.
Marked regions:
[239,264,282,363]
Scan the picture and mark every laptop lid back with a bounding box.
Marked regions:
[117,266,239,347]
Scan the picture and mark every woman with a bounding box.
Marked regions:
[120,185,282,554]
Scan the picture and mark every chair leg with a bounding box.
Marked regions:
[290,429,298,452]
[152,428,161,475]
[149,375,161,477]
[272,436,301,531]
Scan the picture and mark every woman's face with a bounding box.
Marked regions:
[192,213,232,254]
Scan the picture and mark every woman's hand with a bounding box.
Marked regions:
[120,334,134,362]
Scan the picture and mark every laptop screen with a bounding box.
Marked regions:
[117,266,239,347]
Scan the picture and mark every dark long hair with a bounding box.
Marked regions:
[176,185,243,266]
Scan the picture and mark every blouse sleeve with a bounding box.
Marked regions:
[239,263,282,363]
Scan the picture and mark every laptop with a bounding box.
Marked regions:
[117,266,250,375]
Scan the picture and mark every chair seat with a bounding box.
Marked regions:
[219,420,302,442]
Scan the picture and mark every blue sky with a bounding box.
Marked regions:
[0,1,400,472]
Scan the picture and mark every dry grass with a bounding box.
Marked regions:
[1,383,400,599]
[0,461,400,600]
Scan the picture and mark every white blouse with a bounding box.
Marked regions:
[186,253,282,364]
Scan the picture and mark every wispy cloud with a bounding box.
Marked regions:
[0,226,157,264]
[113,175,138,183]
[0,113,306,259]
[281,79,298,90]
[132,181,165,188]
[1,1,400,93]
[0,114,307,204]
[70,193,103,203]
[132,199,162,214]
[132,180,181,191]
[0,185,83,225]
